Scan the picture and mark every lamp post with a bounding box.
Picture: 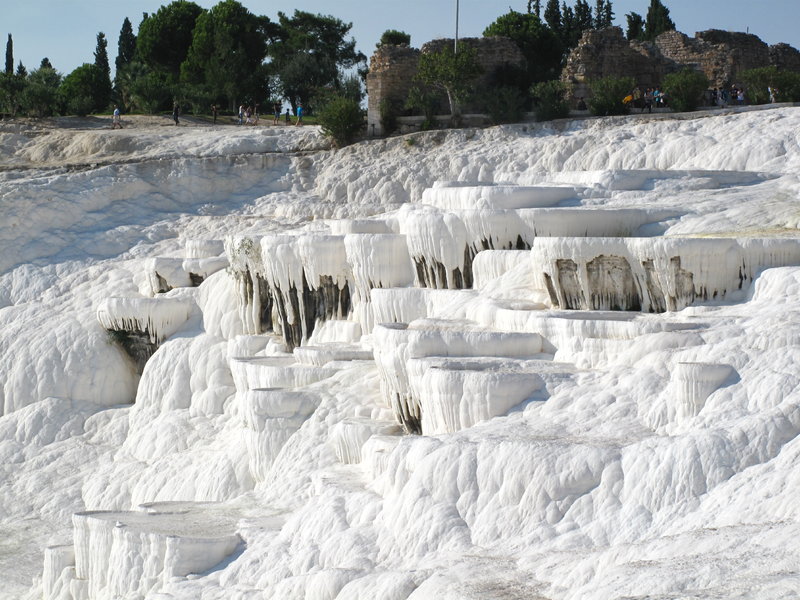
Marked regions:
[454,0,459,54]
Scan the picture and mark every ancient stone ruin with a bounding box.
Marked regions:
[562,27,800,100]
[366,37,524,136]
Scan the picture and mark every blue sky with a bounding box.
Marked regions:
[4,0,799,76]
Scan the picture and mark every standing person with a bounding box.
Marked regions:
[238,104,244,125]
[273,101,280,125]
[111,105,122,129]
[173,102,180,126]
[643,88,654,113]
[295,103,303,126]
[284,108,290,124]
[211,103,218,125]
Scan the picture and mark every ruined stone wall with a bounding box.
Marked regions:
[366,37,524,136]
[563,26,800,97]
[561,27,674,100]
[366,45,420,137]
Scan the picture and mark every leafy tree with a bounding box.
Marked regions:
[22,65,62,116]
[532,79,571,121]
[415,44,482,122]
[544,0,562,33]
[136,1,204,79]
[181,0,274,109]
[128,67,173,113]
[484,86,526,124]
[94,32,113,110]
[662,68,708,111]
[483,10,563,85]
[377,30,410,47]
[59,63,106,115]
[339,72,364,104]
[574,0,593,33]
[5,34,12,75]
[0,69,26,115]
[16,61,27,78]
[40,58,53,70]
[317,95,364,147]
[740,67,800,104]
[588,75,634,116]
[626,12,644,40]
[270,10,366,110]
[115,18,137,74]
[405,85,440,130]
[594,0,614,28]
[644,0,675,41]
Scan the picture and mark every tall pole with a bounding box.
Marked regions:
[454,0,459,53]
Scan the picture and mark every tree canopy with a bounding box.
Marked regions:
[415,45,482,119]
[136,0,204,78]
[483,10,563,84]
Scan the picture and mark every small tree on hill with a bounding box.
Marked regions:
[588,75,634,116]
[644,0,675,41]
[5,34,13,75]
[94,32,113,110]
[377,30,410,47]
[626,12,645,40]
[662,68,708,112]
[415,44,482,124]
[317,95,364,148]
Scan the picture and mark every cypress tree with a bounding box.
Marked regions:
[93,32,112,109]
[626,12,644,40]
[594,0,605,28]
[544,0,562,34]
[115,18,136,74]
[16,61,26,78]
[5,34,13,75]
[644,0,675,41]
[528,0,542,17]
[603,1,614,28]
[574,0,593,33]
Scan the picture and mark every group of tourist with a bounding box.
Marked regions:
[622,87,668,113]
[237,104,260,125]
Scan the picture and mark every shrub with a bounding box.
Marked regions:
[317,95,365,148]
[379,97,400,135]
[378,30,411,47]
[484,86,526,124]
[662,68,708,112]
[531,80,570,121]
[588,76,634,116]
[740,66,800,104]
[405,86,440,130]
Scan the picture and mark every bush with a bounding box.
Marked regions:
[588,76,634,116]
[378,30,410,47]
[379,97,400,135]
[483,86,526,124]
[662,68,708,112]
[405,86,440,130]
[740,67,800,104]
[531,80,570,121]
[317,95,365,148]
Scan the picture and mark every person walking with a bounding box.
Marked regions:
[211,104,218,125]
[273,101,280,125]
[111,106,122,129]
[285,108,290,125]
[295,103,303,126]
[173,102,180,126]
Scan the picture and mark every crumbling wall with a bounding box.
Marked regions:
[366,37,524,136]
[562,26,800,98]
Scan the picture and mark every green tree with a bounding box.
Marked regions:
[740,66,800,104]
[544,0,562,33]
[40,57,53,70]
[644,0,675,41]
[626,12,644,40]
[662,68,708,111]
[588,75,634,116]
[115,18,137,74]
[317,95,364,147]
[532,79,570,121]
[528,0,542,17]
[94,32,113,110]
[483,10,563,85]
[59,63,106,115]
[415,44,482,122]
[594,0,614,28]
[136,1,204,79]
[270,10,366,110]
[5,34,12,75]
[377,30,410,47]
[574,0,593,33]
[22,65,62,116]
[181,0,274,109]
